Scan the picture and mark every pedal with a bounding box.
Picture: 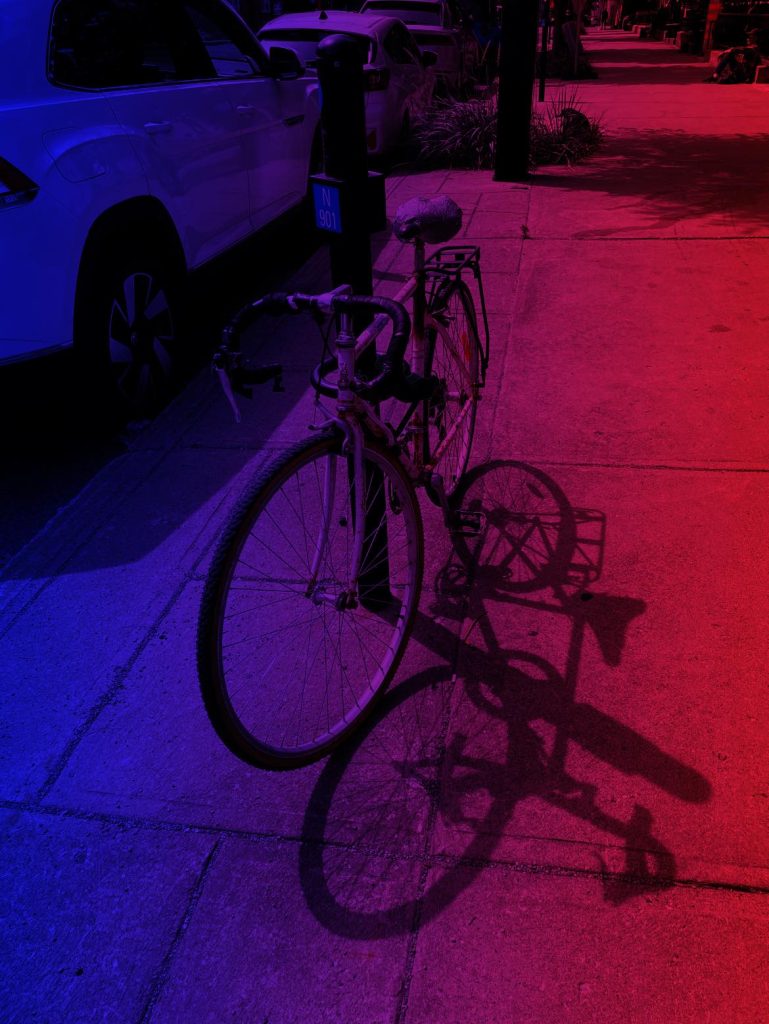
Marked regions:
[451,509,486,536]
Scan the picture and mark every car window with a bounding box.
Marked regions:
[184,1,261,77]
[383,23,421,63]
[363,1,445,25]
[258,28,375,65]
[404,27,426,62]
[49,0,210,88]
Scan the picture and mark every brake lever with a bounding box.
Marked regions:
[213,353,285,423]
[213,352,242,424]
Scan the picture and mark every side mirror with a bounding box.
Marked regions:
[269,46,304,79]
[421,49,438,67]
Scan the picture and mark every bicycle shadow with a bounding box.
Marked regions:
[299,460,711,939]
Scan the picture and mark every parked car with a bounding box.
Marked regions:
[400,25,465,91]
[257,12,435,155]
[0,0,320,418]
[360,0,457,28]
[359,0,474,92]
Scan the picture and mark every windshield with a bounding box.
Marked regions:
[257,28,375,64]
[362,1,443,24]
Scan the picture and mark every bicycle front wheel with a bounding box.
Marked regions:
[198,434,424,770]
[427,280,480,498]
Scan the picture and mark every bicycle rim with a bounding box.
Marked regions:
[198,435,423,769]
[427,282,479,498]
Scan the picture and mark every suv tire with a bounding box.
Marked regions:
[75,237,184,422]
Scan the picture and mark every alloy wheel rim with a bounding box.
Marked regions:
[108,271,175,410]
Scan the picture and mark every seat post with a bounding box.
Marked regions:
[410,237,428,471]
[412,237,427,371]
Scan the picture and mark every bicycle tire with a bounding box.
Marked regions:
[198,433,424,770]
[425,279,480,499]
[450,460,577,594]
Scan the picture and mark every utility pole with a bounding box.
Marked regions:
[538,0,549,102]
[494,0,540,182]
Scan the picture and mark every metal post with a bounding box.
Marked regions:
[315,34,374,302]
[315,35,390,607]
[494,0,540,182]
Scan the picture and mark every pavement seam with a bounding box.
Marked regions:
[510,459,769,473]
[34,574,193,803]
[393,659,465,1024]
[517,234,769,242]
[6,798,769,899]
[0,383,215,629]
[0,448,173,640]
[136,836,223,1024]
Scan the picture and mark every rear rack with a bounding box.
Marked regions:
[425,244,481,278]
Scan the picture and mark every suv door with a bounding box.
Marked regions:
[183,0,315,231]
[99,0,252,268]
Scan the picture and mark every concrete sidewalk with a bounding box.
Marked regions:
[4,28,769,1023]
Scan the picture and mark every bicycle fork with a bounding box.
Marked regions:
[306,314,389,611]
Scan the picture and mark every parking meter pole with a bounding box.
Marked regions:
[315,35,390,605]
[494,0,540,181]
[316,35,373,310]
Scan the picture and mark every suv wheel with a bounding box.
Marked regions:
[76,240,184,421]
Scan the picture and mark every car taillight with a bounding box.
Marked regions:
[0,157,39,209]
[364,67,390,91]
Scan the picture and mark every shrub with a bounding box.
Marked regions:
[530,90,603,165]
[414,90,602,170]
[414,96,498,170]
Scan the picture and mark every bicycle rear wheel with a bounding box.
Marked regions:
[198,434,424,770]
[426,279,480,498]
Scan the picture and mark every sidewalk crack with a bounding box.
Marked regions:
[34,575,190,803]
[136,836,223,1024]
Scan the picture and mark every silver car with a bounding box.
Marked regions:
[258,11,435,155]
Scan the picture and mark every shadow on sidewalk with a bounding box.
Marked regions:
[534,129,769,234]
[587,44,702,66]
[582,38,706,87]
[586,63,708,85]
[299,461,711,940]
[0,218,399,577]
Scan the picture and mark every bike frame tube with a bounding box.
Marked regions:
[307,453,337,595]
[347,418,367,594]
[411,239,427,472]
[352,309,478,483]
[338,312,367,596]
[346,242,482,487]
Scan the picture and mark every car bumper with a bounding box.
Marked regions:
[0,192,80,366]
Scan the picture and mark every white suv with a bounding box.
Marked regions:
[0,0,320,416]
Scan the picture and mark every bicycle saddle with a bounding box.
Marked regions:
[392,195,462,244]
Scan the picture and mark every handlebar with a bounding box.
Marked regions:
[218,287,435,410]
[223,288,411,367]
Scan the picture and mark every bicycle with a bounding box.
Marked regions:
[197,195,490,770]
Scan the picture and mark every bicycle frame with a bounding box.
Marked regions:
[350,238,490,473]
[310,240,490,604]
